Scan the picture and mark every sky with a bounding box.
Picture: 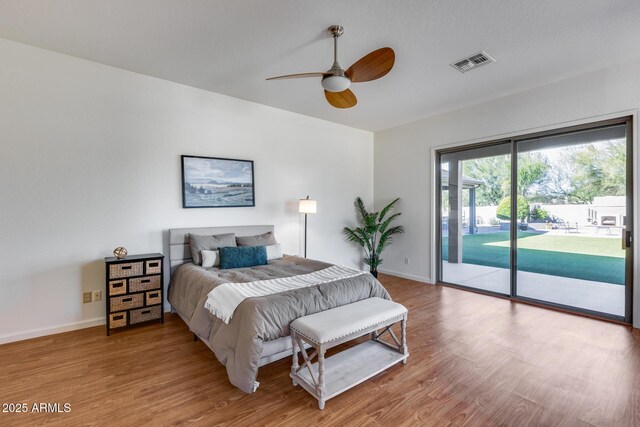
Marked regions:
[184,157,253,184]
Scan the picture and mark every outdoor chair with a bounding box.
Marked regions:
[557,218,578,233]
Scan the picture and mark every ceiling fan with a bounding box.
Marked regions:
[266,25,395,109]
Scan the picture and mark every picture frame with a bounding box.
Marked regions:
[181,155,255,208]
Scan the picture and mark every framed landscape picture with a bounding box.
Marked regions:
[181,155,255,208]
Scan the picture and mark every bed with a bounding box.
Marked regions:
[167,225,390,393]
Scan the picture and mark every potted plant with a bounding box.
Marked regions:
[343,197,404,278]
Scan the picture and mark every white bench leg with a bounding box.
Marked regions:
[402,313,408,364]
[291,332,299,386]
[318,345,326,410]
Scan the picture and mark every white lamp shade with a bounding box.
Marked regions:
[299,199,317,214]
[321,75,351,93]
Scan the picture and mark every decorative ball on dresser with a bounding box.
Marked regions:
[113,247,128,259]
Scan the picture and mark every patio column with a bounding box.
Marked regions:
[448,160,463,263]
[469,187,476,235]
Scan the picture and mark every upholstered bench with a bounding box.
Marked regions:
[289,297,408,409]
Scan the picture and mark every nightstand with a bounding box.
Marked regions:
[104,253,164,335]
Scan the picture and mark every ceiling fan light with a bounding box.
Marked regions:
[321,75,351,92]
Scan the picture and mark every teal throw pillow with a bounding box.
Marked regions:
[219,246,268,269]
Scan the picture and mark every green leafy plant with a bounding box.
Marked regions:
[530,205,550,221]
[343,197,404,276]
[496,196,530,222]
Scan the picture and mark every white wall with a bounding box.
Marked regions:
[0,38,374,343]
[374,57,640,327]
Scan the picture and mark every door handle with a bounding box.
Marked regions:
[623,230,633,249]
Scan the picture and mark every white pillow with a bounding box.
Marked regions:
[201,250,220,268]
[266,244,283,261]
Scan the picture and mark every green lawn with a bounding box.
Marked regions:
[442,232,625,285]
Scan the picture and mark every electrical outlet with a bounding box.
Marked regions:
[83,292,92,304]
[404,258,410,265]
[93,290,102,301]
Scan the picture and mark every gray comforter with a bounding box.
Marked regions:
[168,255,390,393]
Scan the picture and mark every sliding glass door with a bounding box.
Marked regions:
[440,143,512,295]
[436,118,633,322]
[514,123,632,317]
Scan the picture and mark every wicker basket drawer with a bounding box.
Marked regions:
[110,293,144,312]
[109,279,127,296]
[129,275,161,292]
[145,259,162,275]
[109,312,127,329]
[130,306,161,324]
[109,262,143,279]
[146,290,162,305]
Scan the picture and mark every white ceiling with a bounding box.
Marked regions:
[1,0,640,131]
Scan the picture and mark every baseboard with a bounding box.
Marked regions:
[0,317,105,345]
[377,268,433,284]
[1,304,175,345]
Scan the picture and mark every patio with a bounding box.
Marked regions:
[442,262,625,316]
[441,230,626,316]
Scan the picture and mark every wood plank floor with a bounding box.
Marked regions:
[1,274,640,426]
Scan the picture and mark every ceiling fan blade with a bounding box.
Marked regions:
[324,89,357,109]
[266,72,328,81]
[346,47,395,83]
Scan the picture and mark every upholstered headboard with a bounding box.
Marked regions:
[168,225,274,272]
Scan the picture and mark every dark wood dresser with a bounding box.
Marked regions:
[104,253,164,335]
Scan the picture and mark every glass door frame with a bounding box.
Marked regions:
[436,140,513,299]
[435,116,634,323]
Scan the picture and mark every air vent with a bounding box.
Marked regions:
[451,51,495,73]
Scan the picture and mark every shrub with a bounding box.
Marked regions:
[488,217,500,225]
[496,196,530,221]
[530,205,550,221]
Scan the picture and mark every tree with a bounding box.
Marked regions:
[571,141,625,202]
[462,156,510,206]
[538,153,577,203]
[461,139,625,206]
[496,196,530,221]
[518,153,549,198]
[462,154,548,206]
[538,140,626,203]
